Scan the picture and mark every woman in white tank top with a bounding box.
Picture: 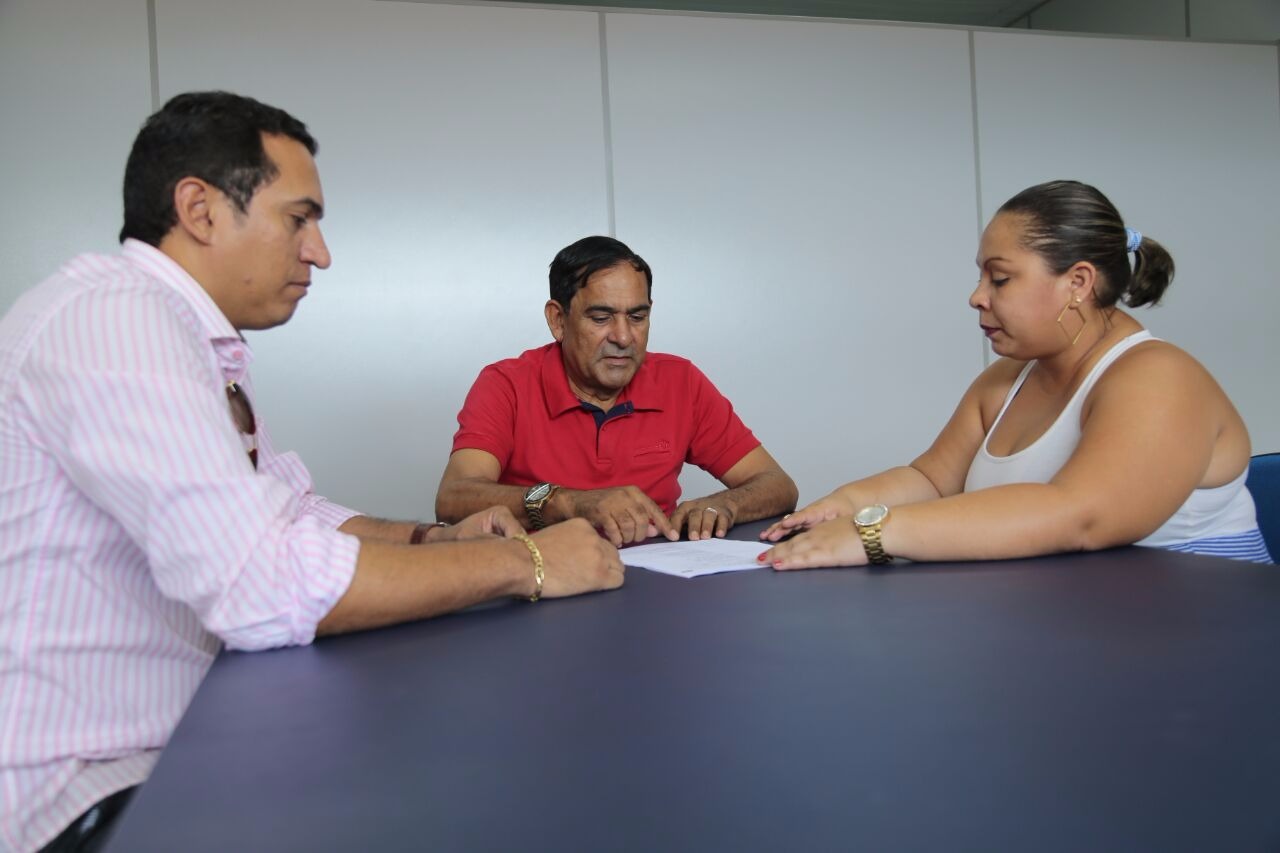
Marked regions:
[759,180,1270,568]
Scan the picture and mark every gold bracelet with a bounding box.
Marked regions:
[513,533,544,602]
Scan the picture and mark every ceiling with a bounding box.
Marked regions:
[486,0,1049,28]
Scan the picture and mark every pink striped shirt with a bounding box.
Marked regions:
[0,240,361,851]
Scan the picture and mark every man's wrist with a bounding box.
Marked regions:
[505,537,542,599]
[718,495,741,523]
[409,521,451,544]
[512,533,545,602]
[546,488,576,525]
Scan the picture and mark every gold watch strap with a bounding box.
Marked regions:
[856,520,891,565]
[525,485,558,530]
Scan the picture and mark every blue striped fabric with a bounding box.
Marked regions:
[1164,529,1273,564]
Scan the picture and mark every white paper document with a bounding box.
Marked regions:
[622,539,766,579]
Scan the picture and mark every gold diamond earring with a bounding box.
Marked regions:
[1056,295,1086,346]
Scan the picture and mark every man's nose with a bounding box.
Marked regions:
[303,226,332,270]
[608,316,633,346]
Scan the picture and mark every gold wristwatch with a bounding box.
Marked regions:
[853,504,892,565]
[523,482,559,530]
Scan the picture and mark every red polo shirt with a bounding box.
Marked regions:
[451,343,760,514]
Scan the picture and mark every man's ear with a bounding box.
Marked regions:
[172,177,218,246]
[545,300,566,342]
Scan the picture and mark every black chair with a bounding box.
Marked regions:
[1247,452,1280,561]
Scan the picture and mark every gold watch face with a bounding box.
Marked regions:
[525,483,553,504]
[854,504,889,526]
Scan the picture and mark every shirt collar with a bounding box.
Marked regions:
[121,239,254,378]
[540,342,663,417]
[122,239,242,345]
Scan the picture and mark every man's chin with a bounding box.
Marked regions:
[237,305,299,332]
[599,372,637,390]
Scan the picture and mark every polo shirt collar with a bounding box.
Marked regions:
[540,342,664,418]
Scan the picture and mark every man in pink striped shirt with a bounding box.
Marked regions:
[0,91,625,852]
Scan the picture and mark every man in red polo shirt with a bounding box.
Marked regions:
[436,236,797,546]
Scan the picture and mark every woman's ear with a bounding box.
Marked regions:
[1066,260,1098,304]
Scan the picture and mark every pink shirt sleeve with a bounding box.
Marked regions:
[22,286,358,652]
[256,425,361,529]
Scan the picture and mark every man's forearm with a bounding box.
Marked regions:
[436,481,534,527]
[712,471,799,524]
[317,538,534,635]
[339,515,449,544]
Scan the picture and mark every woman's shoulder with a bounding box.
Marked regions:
[964,357,1031,423]
[1089,333,1228,418]
[1083,331,1250,486]
[970,356,1029,397]
[1098,334,1210,387]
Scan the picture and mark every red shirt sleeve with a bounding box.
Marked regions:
[683,363,760,480]
[451,364,518,469]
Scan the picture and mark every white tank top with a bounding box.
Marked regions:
[964,331,1259,547]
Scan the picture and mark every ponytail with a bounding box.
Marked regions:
[1124,235,1175,307]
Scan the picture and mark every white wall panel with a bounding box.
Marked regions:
[0,0,153,314]
[606,14,981,502]
[155,0,610,518]
[974,30,1280,453]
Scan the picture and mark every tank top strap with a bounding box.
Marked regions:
[987,361,1036,437]
[1070,330,1157,404]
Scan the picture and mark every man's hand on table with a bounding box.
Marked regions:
[556,485,677,546]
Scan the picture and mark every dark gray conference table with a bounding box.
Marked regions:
[106,519,1280,851]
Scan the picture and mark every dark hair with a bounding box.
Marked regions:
[997,180,1174,308]
[119,91,318,246]
[549,236,653,310]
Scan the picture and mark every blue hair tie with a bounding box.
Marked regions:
[1125,227,1142,253]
